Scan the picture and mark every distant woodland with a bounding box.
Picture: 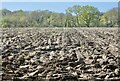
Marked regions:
[0,5,119,27]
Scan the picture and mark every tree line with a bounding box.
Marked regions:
[0,5,119,27]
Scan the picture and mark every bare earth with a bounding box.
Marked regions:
[1,28,120,81]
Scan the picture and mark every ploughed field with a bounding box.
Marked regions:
[1,28,120,81]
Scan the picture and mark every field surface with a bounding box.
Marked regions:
[0,28,120,81]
